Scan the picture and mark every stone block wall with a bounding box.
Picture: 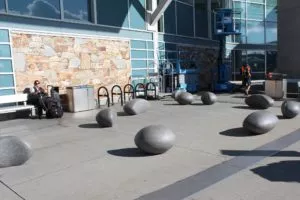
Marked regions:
[11,32,131,96]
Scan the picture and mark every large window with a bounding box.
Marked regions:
[247,20,265,44]
[195,0,208,38]
[0,0,5,12]
[266,0,277,22]
[63,0,92,22]
[266,51,277,73]
[129,0,146,29]
[266,21,277,44]
[8,0,61,19]
[233,1,246,18]
[246,3,264,20]
[177,2,194,36]
[96,0,129,27]
[247,50,265,73]
[162,1,176,34]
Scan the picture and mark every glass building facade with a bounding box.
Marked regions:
[228,0,278,80]
[0,0,278,96]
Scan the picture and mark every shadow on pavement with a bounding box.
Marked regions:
[232,95,246,99]
[221,150,300,157]
[219,127,257,137]
[107,148,154,157]
[78,123,101,128]
[251,160,300,182]
[232,106,258,110]
[117,112,130,117]
[277,115,287,120]
[164,103,206,106]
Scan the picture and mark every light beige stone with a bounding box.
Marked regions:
[12,32,130,98]
[13,52,26,72]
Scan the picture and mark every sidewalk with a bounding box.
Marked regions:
[0,97,300,200]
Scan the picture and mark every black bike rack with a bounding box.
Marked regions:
[123,84,135,102]
[97,86,110,107]
[135,83,145,99]
[145,82,157,100]
[111,85,123,106]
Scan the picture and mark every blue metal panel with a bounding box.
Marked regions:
[0,29,9,42]
[131,50,147,58]
[131,40,147,49]
[0,74,14,87]
[0,89,15,96]
[0,60,13,72]
[0,44,11,57]
[131,60,147,68]
[0,15,153,40]
[132,69,147,77]
[147,41,154,49]
[147,51,154,59]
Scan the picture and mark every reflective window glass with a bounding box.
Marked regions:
[266,5,277,22]
[247,50,265,79]
[249,0,264,3]
[266,22,277,44]
[8,0,61,19]
[129,0,146,29]
[266,51,277,73]
[63,0,92,22]
[97,0,129,27]
[195,0,208,38]
[247,20,265,44]
[176,2,194,36]
[163,1,176,34]
[247,3,264,20]
[177,0,193,5]
[0,0,5,12]
[233,1,246,18]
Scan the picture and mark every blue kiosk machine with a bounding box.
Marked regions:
[175,57,200,93]
[213,8,241,92]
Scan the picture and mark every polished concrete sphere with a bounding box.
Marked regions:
[172,89,186,100]
[281,100,300,119]
[201,92,217,105]
[0,136,32,168]
[243,111,278,134]
[96,108,117,127]
[134,125,176,154]
[245,94,274,109]
[176,92,194,105]
[123,99,150,115]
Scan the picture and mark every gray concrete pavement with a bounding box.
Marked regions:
[0,95,299,200]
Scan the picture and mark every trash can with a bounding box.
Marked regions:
[66,85,95,112]
[265,73,287,99]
